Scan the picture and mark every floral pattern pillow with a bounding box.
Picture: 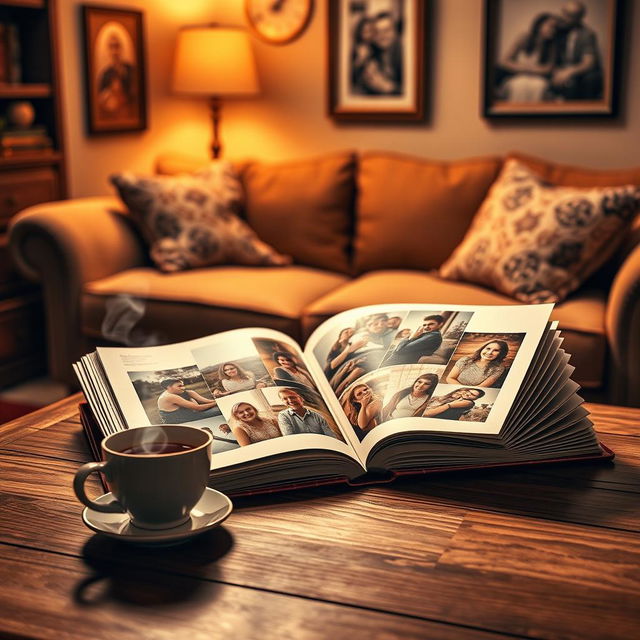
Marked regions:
[111,162,291,272]
[439,159,640,303]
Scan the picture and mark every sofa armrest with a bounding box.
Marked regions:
[606,241,640,407]
[9,196,148,385]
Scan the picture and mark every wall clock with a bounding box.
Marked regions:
[245,0,313,45]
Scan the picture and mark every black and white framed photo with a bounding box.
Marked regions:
[328,0,425,121]
[483,0,623,117]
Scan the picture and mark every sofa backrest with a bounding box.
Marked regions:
[241,152,355,274]
[155,150,640,286]
[353,152,502,274]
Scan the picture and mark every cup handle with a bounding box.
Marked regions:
[73,461,124,513]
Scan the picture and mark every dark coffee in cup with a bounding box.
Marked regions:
[121,442,194,455]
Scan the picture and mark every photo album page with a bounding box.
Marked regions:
[304,303,556,461]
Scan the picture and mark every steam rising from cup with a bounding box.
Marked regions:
[132,425,168,454]
[101,294,163,346]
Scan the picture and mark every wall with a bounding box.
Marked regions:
[59,0,640,198]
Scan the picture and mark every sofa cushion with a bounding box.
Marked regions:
[83,266,349,345]
[439,159,640,304]
[512,151,640,287]
[111,163,290,272]
[302,270,606,388]
[354,152,502,274]
[242,152,356,275]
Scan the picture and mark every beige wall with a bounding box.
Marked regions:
[59,0,640,198]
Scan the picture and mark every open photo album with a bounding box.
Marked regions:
[74,303,612,496]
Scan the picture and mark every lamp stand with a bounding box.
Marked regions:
[210,96,222,159]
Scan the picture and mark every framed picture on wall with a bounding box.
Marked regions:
[82,5,147,134]
[328,0,426,121]
[483,0,623,117]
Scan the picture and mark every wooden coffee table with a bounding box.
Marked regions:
[0,395,638,639]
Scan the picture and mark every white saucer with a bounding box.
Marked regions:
[82,487,233,545]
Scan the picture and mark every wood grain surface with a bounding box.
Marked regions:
[0,399,639,639]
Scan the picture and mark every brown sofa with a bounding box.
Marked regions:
[9,150,640,406]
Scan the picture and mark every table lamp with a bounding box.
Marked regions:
[172,25,259,159]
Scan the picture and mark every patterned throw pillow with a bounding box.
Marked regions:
[111,162,291,272]
[440,159,640,303]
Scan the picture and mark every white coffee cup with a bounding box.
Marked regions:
[73,425,212,530]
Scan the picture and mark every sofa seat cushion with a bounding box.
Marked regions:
[302,270,606,388]
[82,266,349,345]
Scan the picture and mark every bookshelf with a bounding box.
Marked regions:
[0,0,66,387]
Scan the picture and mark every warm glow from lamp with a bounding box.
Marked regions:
[172,25,259,157]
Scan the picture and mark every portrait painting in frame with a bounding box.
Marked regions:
[483,0,623,117]
[82,5,147,134]
[328,0,426,121]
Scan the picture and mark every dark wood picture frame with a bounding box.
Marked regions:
[483,0,623,118]
[82,5,147,134]
[328,0,425,121]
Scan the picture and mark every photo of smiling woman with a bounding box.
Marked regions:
[272,351,316,389]
[342,382,384,439]
[446,340,508,387]
[229,401,283,447]
[382,372,439,421]
[214,361,267,397]
[443,332,525,389]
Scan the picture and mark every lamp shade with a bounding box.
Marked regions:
[172,26,259,96]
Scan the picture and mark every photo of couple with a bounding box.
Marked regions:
[489,0,612,107]
[381,311,473,366]
[329,0,423,120]
[350,2,404,97]
[422,385,500,424]
[215,387,343,447]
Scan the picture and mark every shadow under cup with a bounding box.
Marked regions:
[94,425,211,530]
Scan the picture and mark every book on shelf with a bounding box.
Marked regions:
[1,127,51,146]
[0,126,52,156]
[0,23,7,84]
[1,126,48,139]
[75,303,613,497]
[0,144,53,157]
[0,22,21,83]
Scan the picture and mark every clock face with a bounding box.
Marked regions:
[245,0,313,44]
